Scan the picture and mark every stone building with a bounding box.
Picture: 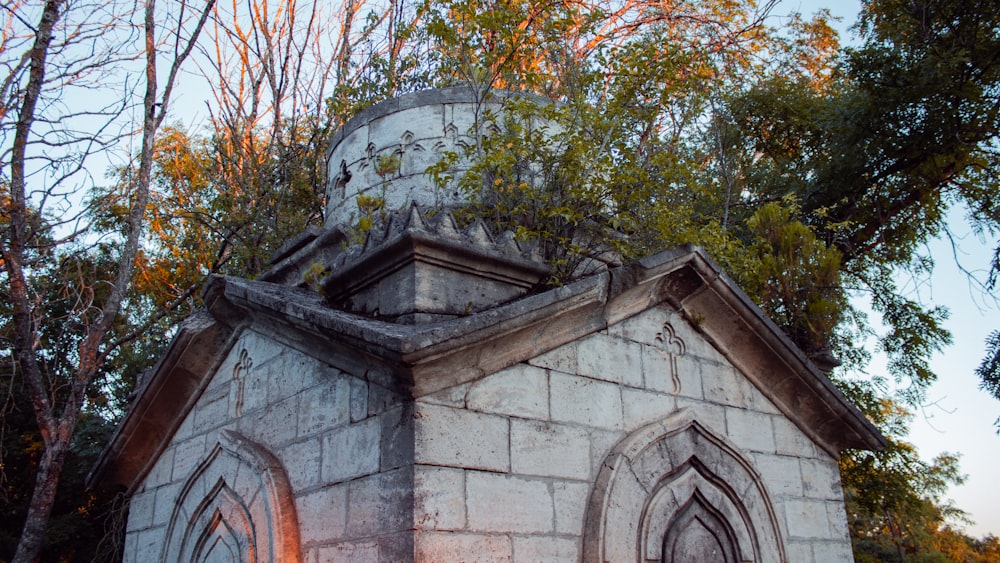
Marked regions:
[91,88,885,562]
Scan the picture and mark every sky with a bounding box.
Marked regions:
[784,0,1000,538]
[906,218,999,538]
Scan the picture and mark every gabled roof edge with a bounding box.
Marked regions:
[657,247,887,454]
[92,245,885,491]
[87,311,236,491]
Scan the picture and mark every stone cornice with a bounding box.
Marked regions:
[90,245,885,491]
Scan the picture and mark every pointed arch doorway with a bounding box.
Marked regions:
[583,410,786,563]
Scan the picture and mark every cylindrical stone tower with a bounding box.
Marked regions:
[324,87,550,229]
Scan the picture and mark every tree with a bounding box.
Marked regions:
[0,0,214,559]
[840,395,969,562]
[977,331,1000,428]
[5,0,428,554]
[118,0,435,311]
[417,0,999,556]
[0,367,125,560]
[720,0,1000,402]
[3,0,995,557]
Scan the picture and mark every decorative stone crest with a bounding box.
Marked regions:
[324,87,553,229]
[655,322,686,394]
[232,348,253,417]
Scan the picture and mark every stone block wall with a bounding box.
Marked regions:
[409,305,853,562]
[122,329,414,562]
[123,304,855,562]
[325,90,488,227]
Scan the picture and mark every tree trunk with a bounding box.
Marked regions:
[12,436,71,563]
[6,1,68,561]
[3,0,215,559]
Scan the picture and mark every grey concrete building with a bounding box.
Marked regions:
[91,87,885,562]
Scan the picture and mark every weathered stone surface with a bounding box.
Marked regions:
[379,402,414,473]
[621,387,677,428]
[511,419,591,480]
[466,472,554,534]
[642,345,703,398]
[321,417,381,483]
[315,540,378,562]
[280,438,323,491]
[265,351,315,403]
[171,413,196,444]
[549,372,623,429]
[827,500,852,540]
[367,380,407,416]
[379,531,417,562]
[245,395,300,447]
[144,445,174,488]
[753,454,805,498]
[813,540,855,562]
[512,536,579,562]
[126,489,155,531]
[192,384,228,432]
[297,484,348,544]
[419,381,470,408]
[527,341,578,374]
[785,541,815,562]
[414,402,509,472]
[784,498,835,540]
[349,374,369,423]
[467,364,549,419]
[297,375,352,437]
[577,332,643,387]
[151,481,182,528]
[346,468,413,538]
[415,531,513,561]
[553,480,591,536]
[701,363,754,409]
[126,527,166,563]
[773,415,820,458]
[801,458,844,500]
[606,305,674,345]
[414,465,466,530]
[673,396,726,436]
[170,435,208,482]
[726,408,777,454]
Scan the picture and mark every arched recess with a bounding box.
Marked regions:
[161,430,301,563]
[661,491,740,562]
[582,409,786,563]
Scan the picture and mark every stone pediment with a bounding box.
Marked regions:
[90,244,884,492]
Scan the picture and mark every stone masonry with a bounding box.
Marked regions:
[90,88,885,562]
